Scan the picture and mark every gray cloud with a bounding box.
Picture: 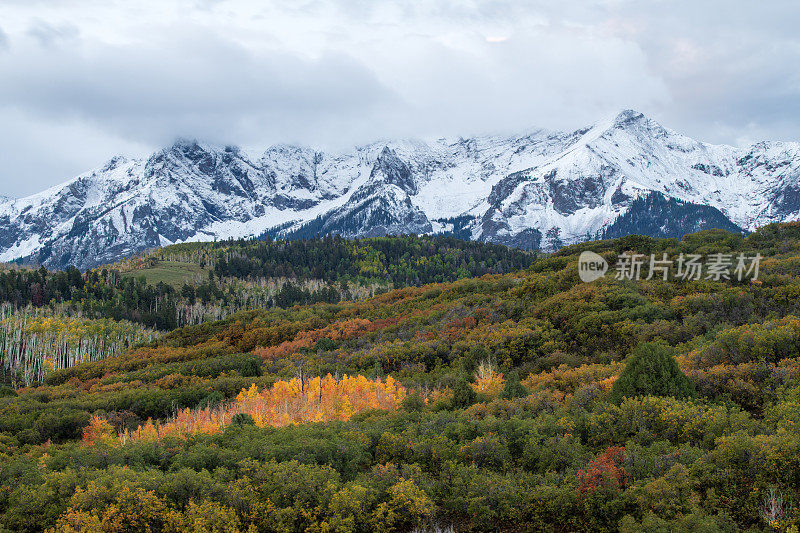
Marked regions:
[0,31,399,148]
[26,20,80,47]
[0,0,799,197]
[595,0,800,142]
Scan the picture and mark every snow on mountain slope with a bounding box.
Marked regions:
[2,110,799,270]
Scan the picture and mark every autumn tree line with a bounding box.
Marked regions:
[0,235,532,385]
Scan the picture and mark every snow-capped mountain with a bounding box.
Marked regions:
[2,110,799,270]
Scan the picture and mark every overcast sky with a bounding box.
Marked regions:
[0,0,798,197]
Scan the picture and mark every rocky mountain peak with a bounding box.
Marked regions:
[370,146,417,194]
[612,109,646,127]
[1,112,799,269]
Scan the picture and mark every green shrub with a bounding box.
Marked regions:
[500,371,528,399]
[609,343,695,404]
[451,377,477,408]
[401,394,425,412]
[231,413,255,426]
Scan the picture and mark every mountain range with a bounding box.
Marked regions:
[2,109,799,270]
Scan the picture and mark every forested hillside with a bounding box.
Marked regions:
[2,224,800,531]
[0,235,531,385]
[0,234,533,331]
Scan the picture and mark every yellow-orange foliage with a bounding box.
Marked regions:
[85,374,408,446]
[524,362,623,394]
[253,318,373,359]
[253,337,314,360]
[472,361,505,395]
[297,318,372,341]
[82,415,116,445]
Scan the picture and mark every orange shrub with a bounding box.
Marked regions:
[577,446,627,496]
[525,363,623,394]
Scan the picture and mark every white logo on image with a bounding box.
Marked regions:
[578,251,608,282]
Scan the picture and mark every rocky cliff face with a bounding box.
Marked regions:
[2,110,798,269]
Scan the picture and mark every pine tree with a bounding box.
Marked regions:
[609,343,695,403]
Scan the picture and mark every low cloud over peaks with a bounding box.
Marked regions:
[0,0,798,197]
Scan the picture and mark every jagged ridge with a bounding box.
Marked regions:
[1,110,799,269]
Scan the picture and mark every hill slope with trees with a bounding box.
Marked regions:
[0,234,534,329]
[0,235,533,386]
[2,224,800,531]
